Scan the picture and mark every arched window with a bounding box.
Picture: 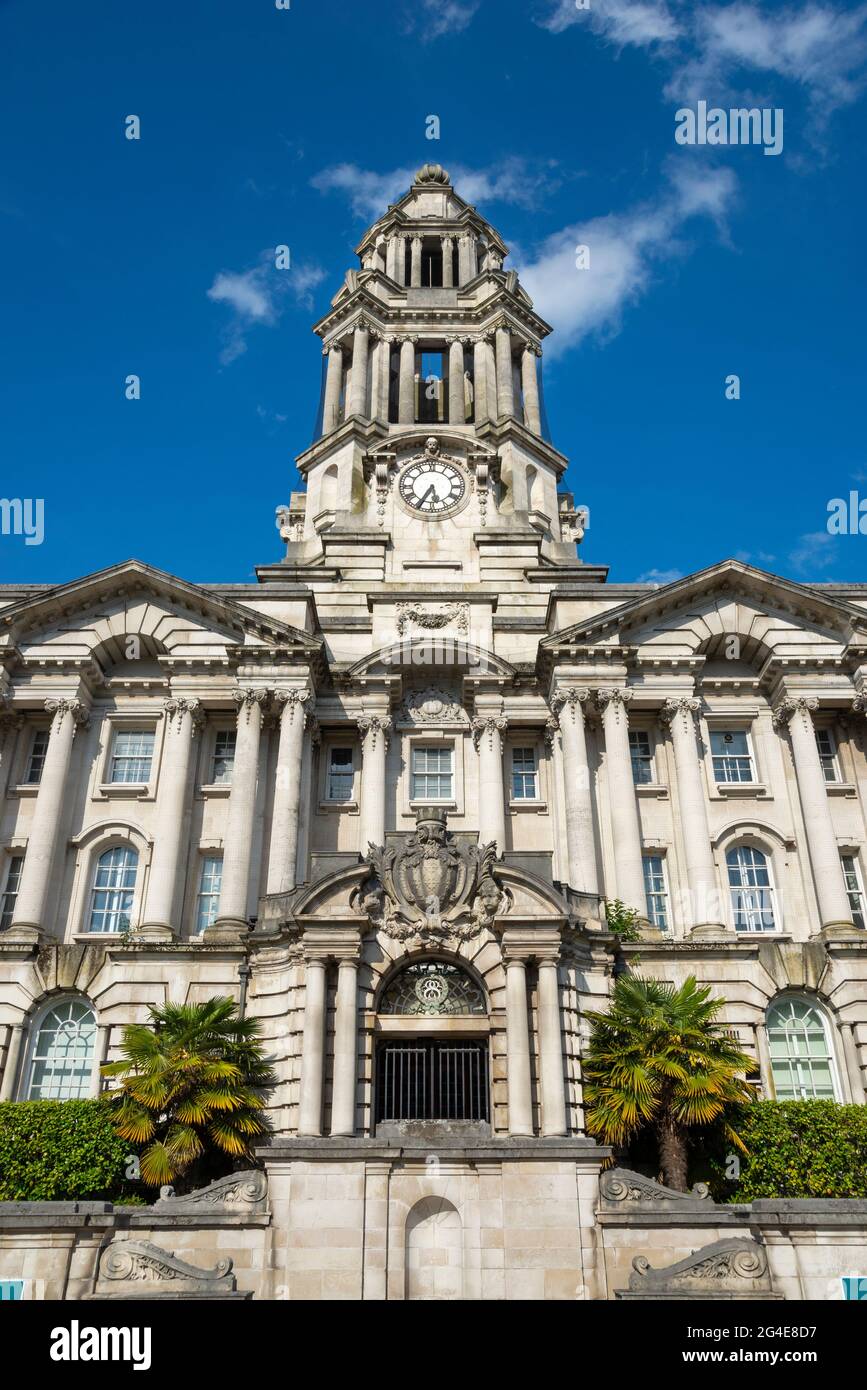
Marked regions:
[727,845,776,932]
[379,960,486,1016]
[88,845,138,934]
[766,996,840,1100]
[26,998,96,1100]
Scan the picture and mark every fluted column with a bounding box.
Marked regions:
[504,956,533,1136]
[297,954,327,1136]
[538,953,568,1136]
[386,234,400,282]
[0,1023,25,1100]
[398,337,416,424]
[472,336,489,424]
[466,234,478,279]
[208,688,268,940]
[410,235,422,288]
[840,1021,865,1102]
[661,697,725,935]
[472,716,507,854]
[550,688,598,893]
[521,343,542,434]
[10,697,88,941]
[448,337,466,425]
[266,688,313,897]
[495,323,515,418]
[358,715,391,851]
[773,696,853,932]
[441,234,454,287]
[597,688,648,918]
[348,320,370,418]
[371,335,389,422]
[140,697,201,940]
[323,343,344,433]
[330,953,360,1135]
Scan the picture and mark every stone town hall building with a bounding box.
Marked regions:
[1,164,867,1302]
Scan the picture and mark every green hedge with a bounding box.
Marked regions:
[699,1100,867,1201]
[0,1099,137,1202]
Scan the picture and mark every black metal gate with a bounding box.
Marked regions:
[376,1039,490,1123]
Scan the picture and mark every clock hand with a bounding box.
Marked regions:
[420,484,437,505]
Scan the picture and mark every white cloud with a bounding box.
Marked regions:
[634,567,684,585]
[407,0,481,40]
[311,157,562,221]
[540,0,681,45]
[516,163,737,357]
[787,529,839,575]
[206,253,326,365]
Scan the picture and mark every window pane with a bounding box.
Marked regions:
[727,846,775,931]
[28,1000,96,1101]
[109,730,155,783]
[88,846,138,933]
[0,855,24,932]
[25,729,50,784]
[815,730,837,783]
[642,854,668,930]
[841,854,865,929]
[711,730,753,783]
[195,855,223,934]
[411,746,453,800]
[211,730,236,785]
[766,997,837,1100]
[511,747,537,799]
[327,747,354,800]
[629,731,653,785]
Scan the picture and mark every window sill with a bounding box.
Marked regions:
[408,799,457,810]
[826,782,858,797]
[508,798,548,813]
[9,784,40,798]
[95,783,153,800]
[199,783,232,798]
[635,782,669,799]
[318,799,359,813]
[713,782,769,799]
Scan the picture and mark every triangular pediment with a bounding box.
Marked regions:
[542,561,867,665]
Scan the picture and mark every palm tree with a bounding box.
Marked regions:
[582,975,755,1191]
[102,997,275,1190]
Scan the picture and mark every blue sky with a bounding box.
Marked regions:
[2,0,866,587]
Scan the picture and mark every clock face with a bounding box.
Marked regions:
[398,460,466,516]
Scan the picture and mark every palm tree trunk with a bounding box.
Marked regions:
[656,1117,689,1191]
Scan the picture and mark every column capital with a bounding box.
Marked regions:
[397,333,418,345]
[853,692,867,716]
[522,340,542,358]
[772,695,819,729]
[274,687,314,725]
[44,696,90,730]
[232,687,270,722]
[322,339,343,357]
[162,696,204,734]
[353,315,371,335]
[471,715,507,750]
[550,687,592,726]
[357,714,392,747]
[660,696,701,726]
[595,687,633,712]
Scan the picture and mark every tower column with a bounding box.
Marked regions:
[266,688,312,896]
[10,696,88,941]
[495,323,515,418]
[472,716,507,855]
[521,343,542,434]
[473,336,489,424]
[140,697,202,940]
[503,954,533,1136]
[297,954,327,1136]
[398,338,416,424]
[550,687,598,893]
[410,236,422,288]
[348,320,370,418]
[357,715,391,850]
[323,343,344,433]
[330,952,361,1136]
[386,234,400,282]
[538,953,568,1136]
[448,338,466,426]
[661,697,725,935]
[597,688,648,918]
[208,688,267,941]
[441,234,454,287]
[773,697,853,932]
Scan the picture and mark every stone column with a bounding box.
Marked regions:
[773,696,853,932]
[330,953,360,1136]
[755,1020,774,1099]
[398,337,416,424]
[208,688,268,940]
[472,716,507,855]
[466,234,478,279]
[597,688,648,918]
[550,688,598,894]
[448,338,466,426]
[503,956,533,1136]
[472,336,489,425]
[297,955,327,1136]
[371,335,389,422]
[386,234,400,282]
[840,1021,865,1102]
[441,234,454,287]
[495,323,515,418]
[139,697,201,940]
[661,697,725,935]
[0,1022,25,1101]
[537,953,568,1136]
[521,343,542,434]
[410,235,422,288]
[323,343,344,433]
[266,688,313,897]
[10,696,88,941]
[358,715,391,851]
[348,320,370,418]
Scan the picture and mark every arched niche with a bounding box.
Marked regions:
[405,1196,463,1301]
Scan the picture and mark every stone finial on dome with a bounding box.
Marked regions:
[414,163,450,185]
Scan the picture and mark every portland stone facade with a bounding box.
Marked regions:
[1,165,867,1300]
